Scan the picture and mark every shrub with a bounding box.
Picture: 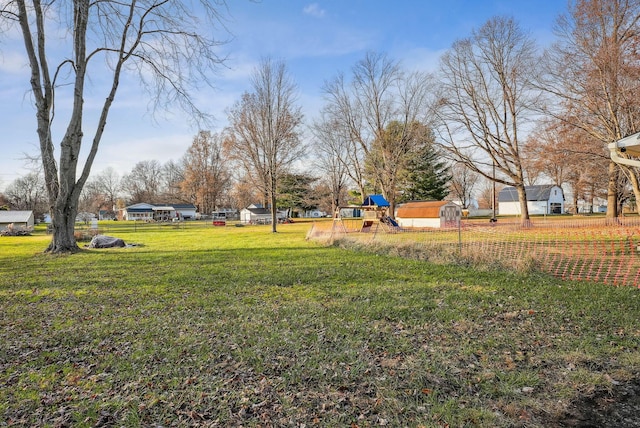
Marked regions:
[0,224,32,236]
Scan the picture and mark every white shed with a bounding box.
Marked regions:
[240,204,287,224]
[395,201,461,229]
[498,185,565,215]
[0,210,35,231]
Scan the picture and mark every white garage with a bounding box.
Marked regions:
[498,185,565,215]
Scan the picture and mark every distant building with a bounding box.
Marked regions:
[396,201,461,228]
[498,185,565,215]
[0,210,35,231]
[172,204,198,220]
[121,203,197,221]
[304,209,327,218]
[240,204,287,224]
[98,209,117,220]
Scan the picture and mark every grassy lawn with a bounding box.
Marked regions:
[1,221,639,427]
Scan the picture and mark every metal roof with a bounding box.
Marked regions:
[244,207,271,215]
[396,201,453,218]
[126,208,154,213]
[0,210,34,223]
[125,203,196,210]
[498,185,561,202]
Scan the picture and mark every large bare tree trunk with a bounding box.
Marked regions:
[7,1,229,253]
[515,184,531,227]
[48,199,79,252]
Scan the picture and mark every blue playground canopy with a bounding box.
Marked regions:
[362,194,390,207]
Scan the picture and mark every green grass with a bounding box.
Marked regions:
[1,221,639,427]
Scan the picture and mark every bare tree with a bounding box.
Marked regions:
[87,167,122,213]
[78,183,102,218]
[522,124,569,186]
[229,174,261,213]
[314,106,368,203]
[0,192,9,210]
[448,162,479,209]
[321,52,435,215]
[539,0,640,217]
[161,159,185,202]
[435,16,541,226]
[0,1,229,252]
[121,160,164,204]
[310,114,352,215]
[180,130,231,214]
[225,58,305,232]
[5,172,47,217]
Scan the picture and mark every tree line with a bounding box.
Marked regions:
[1,0,637,251]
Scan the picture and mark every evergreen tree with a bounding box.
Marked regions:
[277,173,318,217]
[399,145,452,202]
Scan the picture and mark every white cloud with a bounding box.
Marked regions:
[303,3,326,18]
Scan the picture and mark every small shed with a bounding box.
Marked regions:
[395,201,461,228]
[498,185,564,215]
[240,204,287,224]
[0,210,35,231]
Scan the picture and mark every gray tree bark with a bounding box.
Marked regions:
[4,1,228,252]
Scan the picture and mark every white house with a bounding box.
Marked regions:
[498,185,565,215]
[395,201,462,229]
[240,204,287,224]
[121,203,197,221]
[122,203,156,221]
[0,210,35,231]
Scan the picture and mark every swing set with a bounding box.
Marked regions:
[333,194,399,234]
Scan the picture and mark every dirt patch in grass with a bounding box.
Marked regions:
[540,379,640,427]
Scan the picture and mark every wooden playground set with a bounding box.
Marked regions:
[333,194,400,234]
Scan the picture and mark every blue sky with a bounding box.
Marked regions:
[0,0,568,190]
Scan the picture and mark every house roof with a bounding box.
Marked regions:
[126,203,154,209]
[396,201,453,218]
[126,207,154,213]
[362,194,390,207]
[244,207,271,215]
[498,185,562,203]
[0,210,34,223]
[171,204,196,210]
[125,203,196,211]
